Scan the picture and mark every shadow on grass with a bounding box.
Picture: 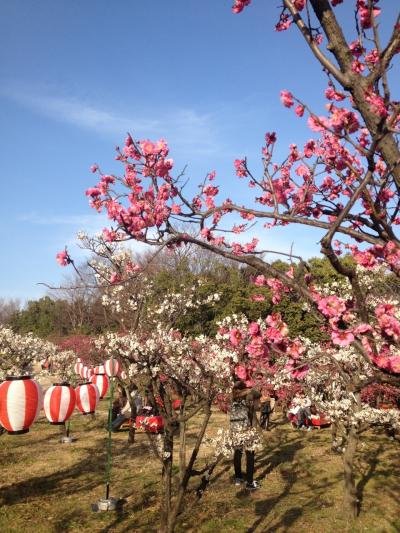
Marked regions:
[356,437,400,519]
[245,426,342,532]
[255,432,304,480]
[356,442,381,514]
[245,434,302,533]
[0,441,131,506]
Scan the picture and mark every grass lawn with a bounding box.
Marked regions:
[0,398,399,533]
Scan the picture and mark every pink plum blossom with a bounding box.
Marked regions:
[318,295,346,318]
[232,0,251,14]
[235,365,248,380]
[56,250,69,266]
[251,294,266,302]
[229,328,243,346]
[248,322,260,336]
[331,330,355,346]
[280,90,294,108]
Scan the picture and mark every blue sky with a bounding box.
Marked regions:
[0,1,398,301]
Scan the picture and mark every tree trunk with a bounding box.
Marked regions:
[128,396,137,445]
[178,419,186,483]
[167,407,212,533]
[160,430,174,533]
[342,426,359,519]
[128,425,135,444]
[331,420,341,452]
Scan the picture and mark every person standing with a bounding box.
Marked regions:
[259,391,276,431]
[230,380,261,490]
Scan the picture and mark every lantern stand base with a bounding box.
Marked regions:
[60,435,76,444]
[8,429,29,435]
[93,497,120,512]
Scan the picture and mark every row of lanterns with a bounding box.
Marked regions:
[0,357,122,435]
[74,358,126,381]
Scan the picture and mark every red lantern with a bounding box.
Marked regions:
[87,367,94,379]
[75,383,99,415]
[105,358,121,377]
[74,361,83,375]
[0,376,43,434]
[90,374,109,399]
[43,383,76,424]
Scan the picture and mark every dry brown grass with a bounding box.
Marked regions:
[0,400,399,533]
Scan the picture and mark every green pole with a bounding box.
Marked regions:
[105,373,114,499]
[67,374,77,438]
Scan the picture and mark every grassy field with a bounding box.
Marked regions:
[0,398,399,533]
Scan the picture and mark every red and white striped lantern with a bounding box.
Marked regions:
[43,383,76,425]
[75,383,99,415]
[0,376,43,434]
[90,374,109,399]
[74,361,83,376]
[105,357,121,377]
[87,367,94,379]
[94,364,105,375]
[81,366,93,380]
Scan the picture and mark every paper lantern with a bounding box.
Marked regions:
[74,361,83,375]
[105,358,121,377]
[90,374,109,399]
[94,364,105,375]
[81,366,94,380]
[173,399,182,410]
[120,370,127,380]
[0,376,43,434]
[135,415,164,433]
[43,383,76,424]
[75,383,99,415]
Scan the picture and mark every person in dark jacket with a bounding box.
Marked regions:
[260,392,276,430]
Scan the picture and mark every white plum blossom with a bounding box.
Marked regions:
[96,326,237,395]
[0,326,76,382]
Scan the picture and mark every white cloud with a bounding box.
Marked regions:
[17,210,151,257]
[18,212,109,227]
[1,82,222,155]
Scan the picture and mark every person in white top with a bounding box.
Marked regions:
[289,394,312,429]
[112,384,142,432]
